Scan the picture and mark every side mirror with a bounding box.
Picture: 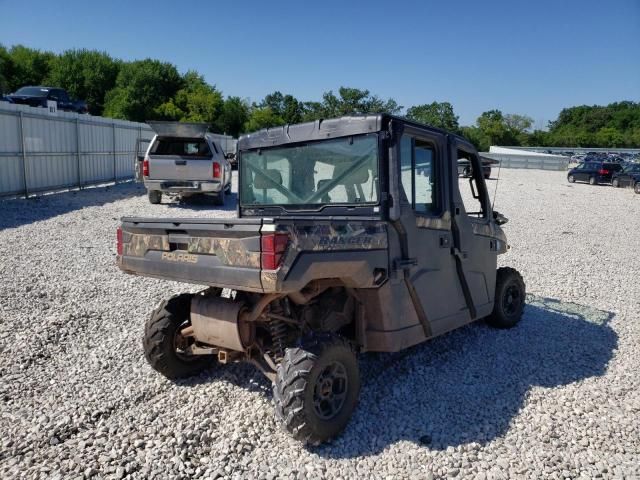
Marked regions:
[493,210,508,225]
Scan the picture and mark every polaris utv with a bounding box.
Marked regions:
[117,114,525,444]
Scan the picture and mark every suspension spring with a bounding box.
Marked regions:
[268,319,288,362]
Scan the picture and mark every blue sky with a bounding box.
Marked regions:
[1,0,638,127]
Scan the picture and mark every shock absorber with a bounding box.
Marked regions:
[267,301,288,362]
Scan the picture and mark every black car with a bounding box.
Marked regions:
[0,94,13,103]
[6,86,88,114]
[567,161,623,185]
[611,163,640,190]
[458,157,497,179]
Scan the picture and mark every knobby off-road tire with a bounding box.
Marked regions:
[148,190,162,204]
[143,293,212,379]
[273,334,360,445]
[213,188,225,206]
[486,267,526,329]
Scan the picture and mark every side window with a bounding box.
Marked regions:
[414,140,434,213]
[400,136,413,205]
[399,134,437,215]
[457,149,487,218]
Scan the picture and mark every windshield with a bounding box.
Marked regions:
[240,134,379,208]
[15,87,49,97]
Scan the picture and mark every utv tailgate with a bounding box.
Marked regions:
[118,217,264,292]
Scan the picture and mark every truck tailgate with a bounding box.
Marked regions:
[148,155,214,181]
[118,217,264,291]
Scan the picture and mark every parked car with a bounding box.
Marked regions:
[458,157,496,179]
[0,95,13,103]
[567,161,623,185]
[611,163,640,189]
[142,122,232,205]
[6,86,88,113]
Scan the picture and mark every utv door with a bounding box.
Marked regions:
[449,139,498,321]
[394,125,468,337]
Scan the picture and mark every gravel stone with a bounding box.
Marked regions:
[1,170,639,479]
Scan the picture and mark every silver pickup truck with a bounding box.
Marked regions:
[142,122,232,205]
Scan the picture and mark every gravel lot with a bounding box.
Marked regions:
[1,169,639,479]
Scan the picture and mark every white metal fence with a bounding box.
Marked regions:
[480,152,569,171]
[0,103,155,197]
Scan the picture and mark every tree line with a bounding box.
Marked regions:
[1,45,638,149]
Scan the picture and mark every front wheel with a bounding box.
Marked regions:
[567,174,575,183]
[486,267,526,329]
[273,334,360,445]
[143,294,213,379]
[589,176,597,185]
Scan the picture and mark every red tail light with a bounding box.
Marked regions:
[261,232,289,270]
[598,169,608,175]
[116,227,123,255]
[142,157,150,177]
[213,162,221,178]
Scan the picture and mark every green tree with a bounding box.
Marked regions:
[405,102,460,132]
[504,113,533,145]
[595,127,624,147]
[0,44,13,93]
[6,45,54,91]
[216,96,250,137]
[103,59,183,122]
[459,125,487,151]
[154,71,223,127]
[319,87,402,117]
[546,102,640,147]
[476,110,508,146]
[244,107,285,132]
[47,49,119,115]
[261,91,303,124]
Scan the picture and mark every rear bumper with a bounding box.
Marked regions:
[118,253,264,292]
[144,179,222,194]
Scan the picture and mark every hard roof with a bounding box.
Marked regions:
[237,114,464,150]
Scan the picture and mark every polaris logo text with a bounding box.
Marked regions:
[161,252,198,263]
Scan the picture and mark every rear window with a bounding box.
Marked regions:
[150,138,212,157]
[604,163,622,172]
[15,87,49,97]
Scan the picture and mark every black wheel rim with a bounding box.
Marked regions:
[502,283,522,317]
[313,361,348,420]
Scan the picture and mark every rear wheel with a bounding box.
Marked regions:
[589,176,597,185]
[486,267,526,329]
[212,188,225,206]
[567,174,575,183]
[635,182,640,194]
[612,178,620,188]
[273,334,360,445]
[148,190,162,204]
[143,294,213,379]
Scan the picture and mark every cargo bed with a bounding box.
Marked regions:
[118,217,266,292]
